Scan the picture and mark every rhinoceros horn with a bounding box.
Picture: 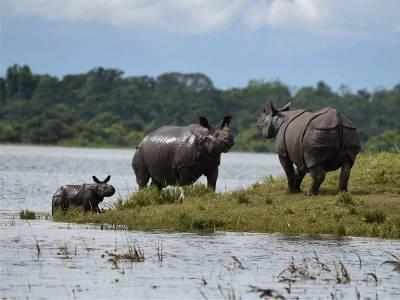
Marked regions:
[279,102,291,112]
[266,102,291,115]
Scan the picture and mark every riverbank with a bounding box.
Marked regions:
[0,129,275,153]
[54,153,400,238]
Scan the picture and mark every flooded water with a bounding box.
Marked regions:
[0,145,282,212]
[1,145,399,299]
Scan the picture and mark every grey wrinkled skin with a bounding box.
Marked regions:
[132,116,234,191]
[52,176,115,215]
[257,102,361,195]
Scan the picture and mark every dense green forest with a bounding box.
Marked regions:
[0,64,399,152]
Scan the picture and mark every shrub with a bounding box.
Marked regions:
[177,213,224,232]
[334,212,344,221]
[19,210,36,220]
[348,207,358,215]
[336,224,347,236]
[122,185,208,209]
[307,216,317,224]
[183,184,213,198]
[177,213,192,230]
[122,187,160,208]
[363,210,386,224]
[192,217,224,232]
[336,192,355,206]
[234,191,251,205]
[265,196,273,205]
[159,187,183,204]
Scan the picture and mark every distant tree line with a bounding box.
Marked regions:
[0,64,399,152]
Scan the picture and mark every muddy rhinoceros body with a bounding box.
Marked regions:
[132,116,234,191]
[257,103,361,195]
[51,176,115,215]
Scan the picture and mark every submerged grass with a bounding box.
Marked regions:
[54,153,400,238]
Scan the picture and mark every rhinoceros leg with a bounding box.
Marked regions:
[339,160,353,192]
[205,168,218,191]
[294,167,306,192]
[309,166,326,195]
[87,198,101,213]
[94,203,101,213]
[279,155,300,193]
[52,196,61,216]
[134,165,150,190]
[150,178,164,190]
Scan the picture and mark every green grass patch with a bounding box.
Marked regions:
[363,209,387,224]
[19,209,36,220]
[54,153,400,238]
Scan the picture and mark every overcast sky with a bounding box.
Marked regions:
[1,0,399,90]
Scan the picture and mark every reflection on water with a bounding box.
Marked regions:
[0,145,399,299]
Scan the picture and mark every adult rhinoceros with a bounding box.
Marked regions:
[132,116,234,191]
[52,176,115,215]
[257,102,361,195]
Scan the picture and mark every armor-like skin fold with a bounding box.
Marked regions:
[51,176,115,215]
[132,116,234,191]
[257,102,361,195]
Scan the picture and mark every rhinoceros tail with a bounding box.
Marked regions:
[336,112,344,151]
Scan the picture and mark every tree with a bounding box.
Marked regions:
[0,63,399,151]
[316,81,333,97]
[0,78,5,103]
[33,75,59,104]
[5,64,37,99]
[84,67,123,95]
[6,65,19,98]
[365,130,400,152]
[18,65,37,99]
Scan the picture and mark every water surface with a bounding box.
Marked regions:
[0,145,399,299]
[0,145,282,212]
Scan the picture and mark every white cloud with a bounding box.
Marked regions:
[3,0,245,33]
[243,0,322,30]
[2,0,400,35]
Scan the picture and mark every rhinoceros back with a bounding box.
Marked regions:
[279,108,360,170]
[136,125,200,185]
[51,184,84,214]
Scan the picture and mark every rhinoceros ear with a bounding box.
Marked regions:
[199,116,211,130]
[93,176,101,184]
[269,102,278,115]
[279,102,291,112]
[103,175,111,183]
[220,115,232,129]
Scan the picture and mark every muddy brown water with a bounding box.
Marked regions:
[0,145,399,299]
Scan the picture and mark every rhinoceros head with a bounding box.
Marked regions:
[92,175,116,197]
[257,102,291,138]
[198,115,234,154]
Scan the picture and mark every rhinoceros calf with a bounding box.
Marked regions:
[132,116,234,191]
[257,102,361,195]
[52,176,115,215]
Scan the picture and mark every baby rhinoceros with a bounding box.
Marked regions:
[257,102,361,195]
[132,116,234,191]
[51,176,115,215]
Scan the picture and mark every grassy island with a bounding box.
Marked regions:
[54,153,400,238]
